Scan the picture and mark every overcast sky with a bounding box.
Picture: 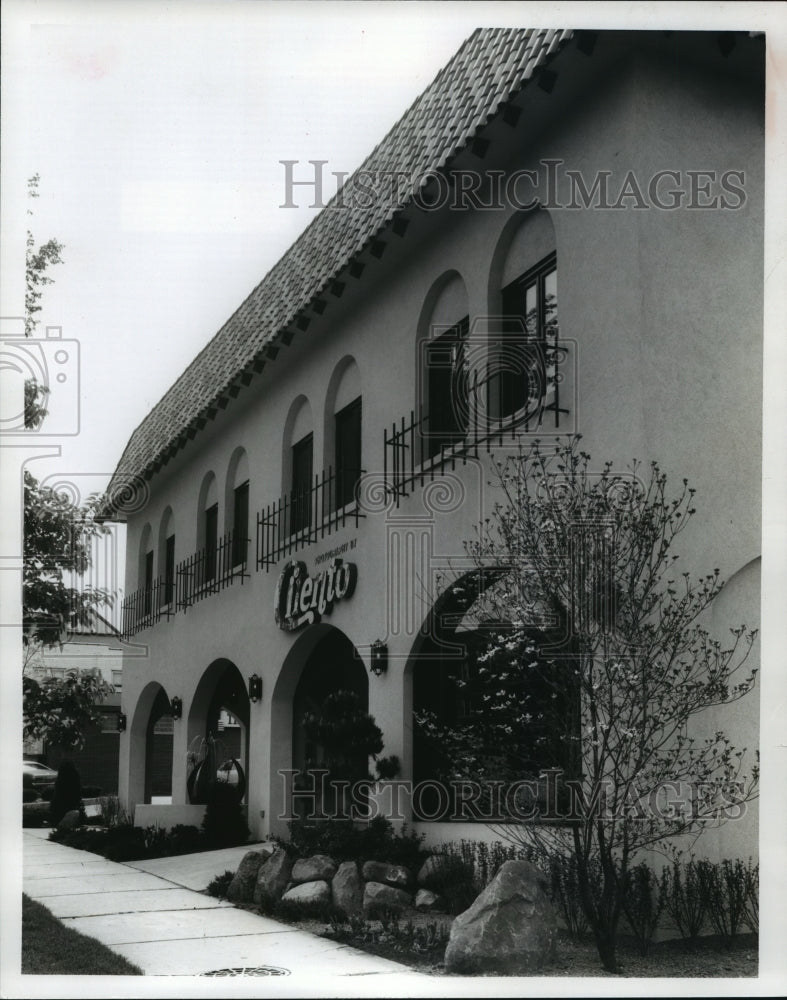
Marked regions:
[1,0,785,505]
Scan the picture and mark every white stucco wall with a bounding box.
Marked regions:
[116,36,762,860]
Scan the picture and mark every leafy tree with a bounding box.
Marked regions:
[300,690,384,820]
[23,471,114,748]
[417,435,758,972]
[25,173,64,338]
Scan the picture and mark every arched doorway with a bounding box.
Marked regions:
[187,659,250,802]
[128,682,174,809]
[145,686,174,803]
[270,624,368,830]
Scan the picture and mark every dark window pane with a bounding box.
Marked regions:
[164,534,175,604]
[204,503,218,581]
[291,434,313,533]
[494,253,557,421]
[425,317,468,458]
[335,397,362,509]
[232,481,249,566]
[144,550,154,615]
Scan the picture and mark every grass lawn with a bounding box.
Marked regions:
[22,895,142,975]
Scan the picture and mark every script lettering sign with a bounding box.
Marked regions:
[274,558,357,631]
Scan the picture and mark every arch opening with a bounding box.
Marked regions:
[270,624,370,830]
[407,568,579,822]
[187,658,251,804]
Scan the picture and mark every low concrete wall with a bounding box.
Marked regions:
[133,803,206,829]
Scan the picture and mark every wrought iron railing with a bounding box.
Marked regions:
[256,466,365,570]
[176,531,249,610]
[385,342,569,500]
[121,575,174,638]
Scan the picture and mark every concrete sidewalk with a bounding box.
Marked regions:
[23,829,442,988]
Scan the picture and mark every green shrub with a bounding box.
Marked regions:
[97,795,127,829]
[420,853,477,915]
[201,783,249,849]
[663,858,708,945]
[101,826,147,862]
[374,756,401,780]
[206,870,235,898]
[167,824,204,855]
[705,858,757,947]
[286,815,426,869]
[621,862,666,955]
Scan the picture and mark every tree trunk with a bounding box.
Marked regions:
[594,926,619,973]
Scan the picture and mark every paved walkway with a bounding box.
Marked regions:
[23,829,444,989]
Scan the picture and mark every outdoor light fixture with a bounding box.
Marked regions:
[117,713,127,733]
[370,639,388,677]
[248,674,262,702]
[170,696,183,719]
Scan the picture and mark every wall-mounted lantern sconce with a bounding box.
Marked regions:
[248,674,263,703]
[370,639,388,677]
[117,713,127,733]
[170,696,183,720]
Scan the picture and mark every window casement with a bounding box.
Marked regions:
[204,503,218,581]
[143,549,154,615]
[490,251,557,422]
[231,480,250,567]
[425,316,469,458]
[334,396,362,510]
[291,433,313,533]
[163,533,176,605]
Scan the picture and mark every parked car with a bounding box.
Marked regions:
[23,760,58,786]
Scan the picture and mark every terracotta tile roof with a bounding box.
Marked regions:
[107,27,574,506]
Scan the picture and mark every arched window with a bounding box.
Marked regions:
[157,508,176,608]
[324,358,362,511]
[410,570,579,822]
[418,273,470,458]
[197,472,219,582]
[282,396,313,534]
[225,448,250,568]
[138,523,154,615]
[489,209,559,426]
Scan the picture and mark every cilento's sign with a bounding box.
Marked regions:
[274,558,357,632]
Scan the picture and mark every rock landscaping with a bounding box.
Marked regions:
[229,847,435,918]
[214,836,759,978]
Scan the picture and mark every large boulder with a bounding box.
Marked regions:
[291,854,337,884]
[415,888,445,912]
[253,848,293,905]
[227,851,267,903]
[363,881,412,914]
[332,861,363,915]
[58,809,82,832]
[361,860,412,889]
[281,880,331,905]
[444,860,558,975]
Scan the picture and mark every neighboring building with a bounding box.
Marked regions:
[24,611,123,794]
[106,29,763,853]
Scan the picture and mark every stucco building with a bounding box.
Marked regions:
[107,28,763,855]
